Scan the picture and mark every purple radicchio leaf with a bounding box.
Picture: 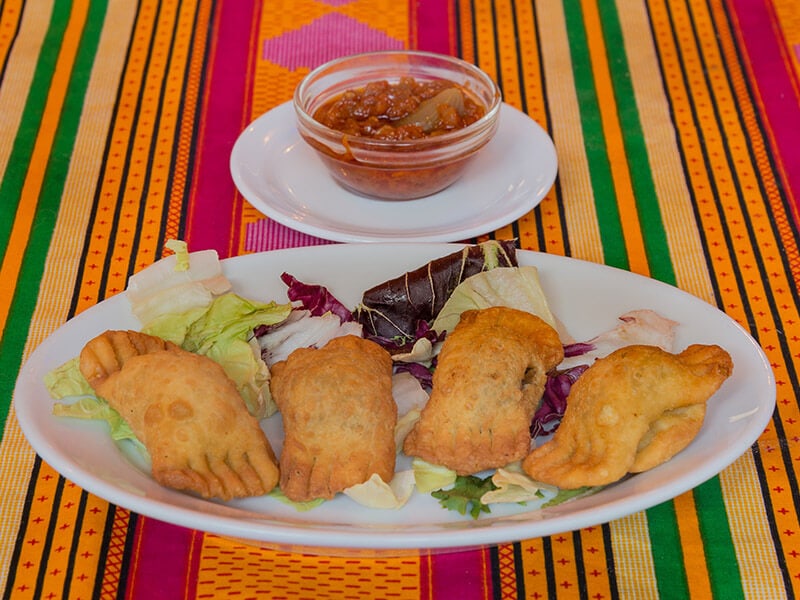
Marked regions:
[394,361,434,392]
[530,364,590,439]
[563,342,595,357]
[280,272,353,323]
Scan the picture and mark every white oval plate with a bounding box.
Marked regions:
[14,244,775,554]
[230,103,558,243]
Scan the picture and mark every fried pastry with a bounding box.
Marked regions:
[522,344,733,488]
[629,403,706,473]
[79,329,178,389]
[79,330,279,500]
[403,307,564,475]
[269,335,397,502]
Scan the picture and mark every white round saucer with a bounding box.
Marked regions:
[230,102,558,243]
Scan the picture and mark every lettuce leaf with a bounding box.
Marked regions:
[52,396,145,452]
[180,293,292,418]
[412,458,456,493]
[44,357,94,398]
[432,266,557,334]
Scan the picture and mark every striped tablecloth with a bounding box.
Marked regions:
[2,0,799,597]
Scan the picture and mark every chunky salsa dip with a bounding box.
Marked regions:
[312,77,486,140]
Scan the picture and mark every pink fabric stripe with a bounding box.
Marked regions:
[245,219,334,251]
[185,0,258,258]
[125,518,200,599]
[728,0,800,218]
[422,548,495,599]
[413,0,456,55]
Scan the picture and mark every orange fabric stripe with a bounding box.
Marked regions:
[673,492,713,599]
[579,527,614,600]
[0,0,24,70]
[0,0,89,327]
[652,0,800,592]
[580,0,649,277]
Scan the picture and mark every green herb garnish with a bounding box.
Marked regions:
[431,475,498,519]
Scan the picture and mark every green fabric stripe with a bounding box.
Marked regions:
[0,3,71,268]
[561,0,628,270]
[0,0,108,429]
[595,0,743,594]
[595,0,677,286]
[647,501,691,599]
[693,477,746,599]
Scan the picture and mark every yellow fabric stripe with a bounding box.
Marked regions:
[0,0,48,182]
[609,512,658,597]
[0,11,92,584]
[580,0,649,277]
[0,0,138,585]
[719,453,786,598]
[706,0,800,594]
[0,0,79,335]
[653,0,797,593]
[0,2,55,572]
[72,0,185,311]
[535,0,604,264]
[615,0,715,302]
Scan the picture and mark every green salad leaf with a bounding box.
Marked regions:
[431,474,498,519]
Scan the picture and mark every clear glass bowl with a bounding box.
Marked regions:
[293,51,502,201]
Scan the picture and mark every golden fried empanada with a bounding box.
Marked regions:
[403,307,564,475]
[269,335,396,502]
[79,329,177,389]
[522,344,733,488]
[79,330,279,500]
[630,403,706,473]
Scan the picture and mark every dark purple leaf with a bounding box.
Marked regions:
[563,342,595,357]
[354,240,518,343]
[530,365,589,439]
[280,272,353,323]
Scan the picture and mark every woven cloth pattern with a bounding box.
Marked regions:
[1,0,799,598]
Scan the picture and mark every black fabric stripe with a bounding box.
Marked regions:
[60,490,91,599]
[571,530,589,599]
[542,535,558,598]
[512,541,527,598]
[489,545,503,599]
[601,523,621,599]
[67,0,146,319]
[652,0,796,589]
[31,474,66,600]
[158,0,213,250]
[2,456,43,600]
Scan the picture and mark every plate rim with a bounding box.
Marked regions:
[14,244,776,554]
[229,103,558,243]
